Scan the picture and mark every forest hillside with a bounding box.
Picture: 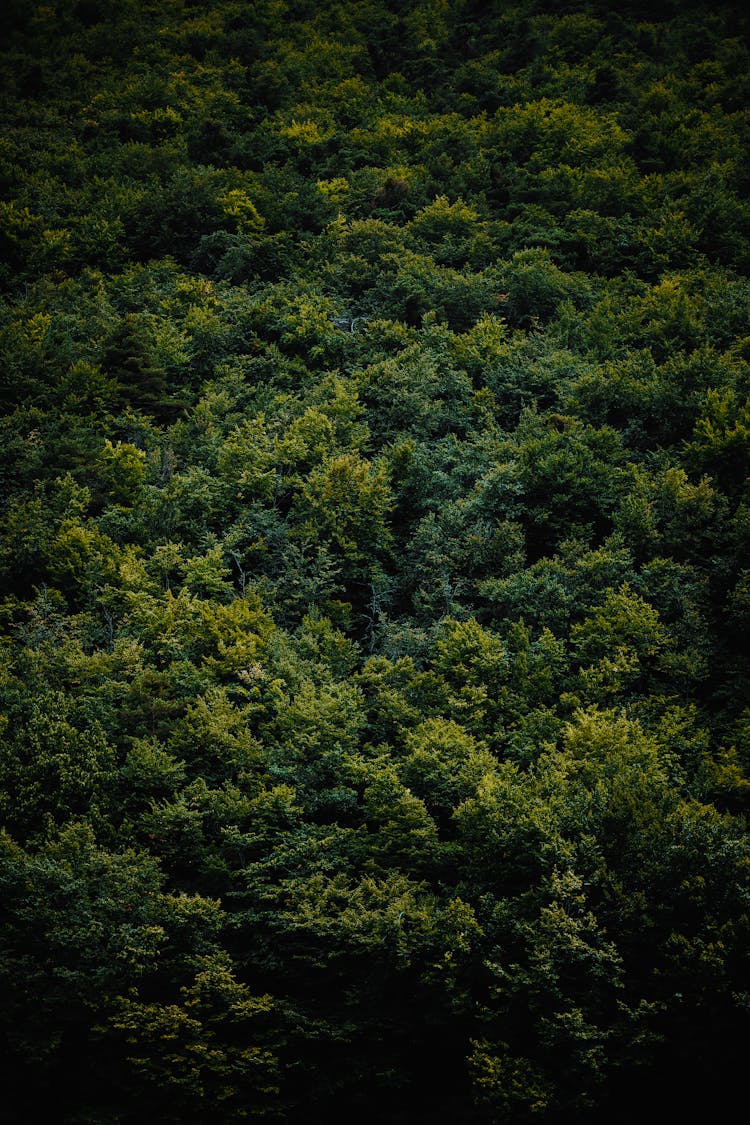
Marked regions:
[2,1,750,1121]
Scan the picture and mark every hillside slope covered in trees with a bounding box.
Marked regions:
[2,1,750,1121]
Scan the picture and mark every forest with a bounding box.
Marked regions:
[1,0,750,1121]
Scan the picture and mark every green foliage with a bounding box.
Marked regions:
[2,1,750,1121]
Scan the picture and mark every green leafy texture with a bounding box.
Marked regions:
[2,1,750,1121]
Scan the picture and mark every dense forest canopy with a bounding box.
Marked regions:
[2,0,750,1120]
